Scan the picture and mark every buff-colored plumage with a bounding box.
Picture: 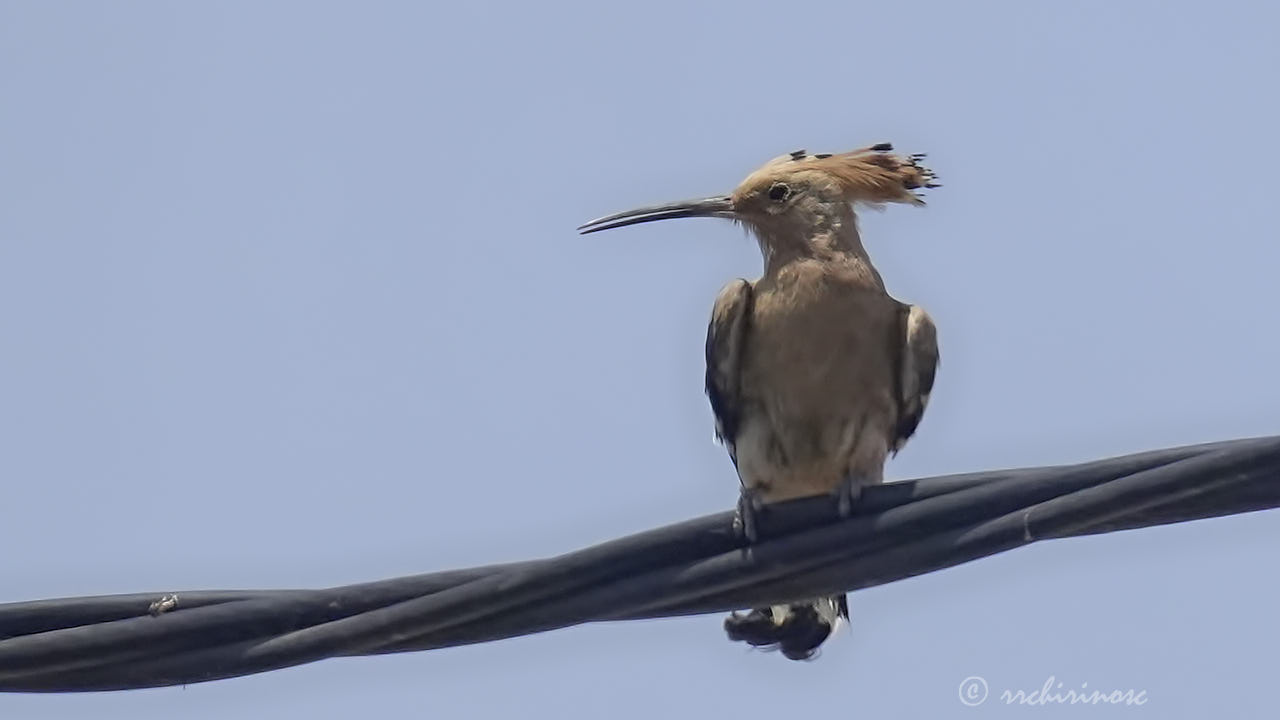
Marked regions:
[736,144,938,208]
[581,142,941,661]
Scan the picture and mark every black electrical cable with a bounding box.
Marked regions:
[1,435,1277,692]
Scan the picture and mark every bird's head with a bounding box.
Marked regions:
[578,143,937,242]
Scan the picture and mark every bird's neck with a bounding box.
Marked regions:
[755,210,884,287]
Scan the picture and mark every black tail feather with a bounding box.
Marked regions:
[723,594,848,661]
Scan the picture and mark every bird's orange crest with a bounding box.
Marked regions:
[737,143,938,208]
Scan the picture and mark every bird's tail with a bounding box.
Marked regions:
[723,594,848,660]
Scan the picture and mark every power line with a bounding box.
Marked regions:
[2,435,1277,692]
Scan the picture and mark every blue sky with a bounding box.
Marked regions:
[2,1,1277,717]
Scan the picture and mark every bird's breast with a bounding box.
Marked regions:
[733,271,898,500]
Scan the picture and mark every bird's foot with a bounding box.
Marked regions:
[734,490,764,542]
[834,477,865,519]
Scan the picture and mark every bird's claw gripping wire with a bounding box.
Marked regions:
[734,489,764,542]
[835,476,865,519]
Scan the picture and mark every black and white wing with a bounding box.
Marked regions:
[893,303,940,453]
[705,279,754,465]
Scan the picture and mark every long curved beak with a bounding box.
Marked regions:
[578,196,735,234]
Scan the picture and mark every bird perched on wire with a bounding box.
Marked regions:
[579,143,940,660]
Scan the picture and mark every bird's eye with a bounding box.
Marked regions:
[768,182,791,202]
